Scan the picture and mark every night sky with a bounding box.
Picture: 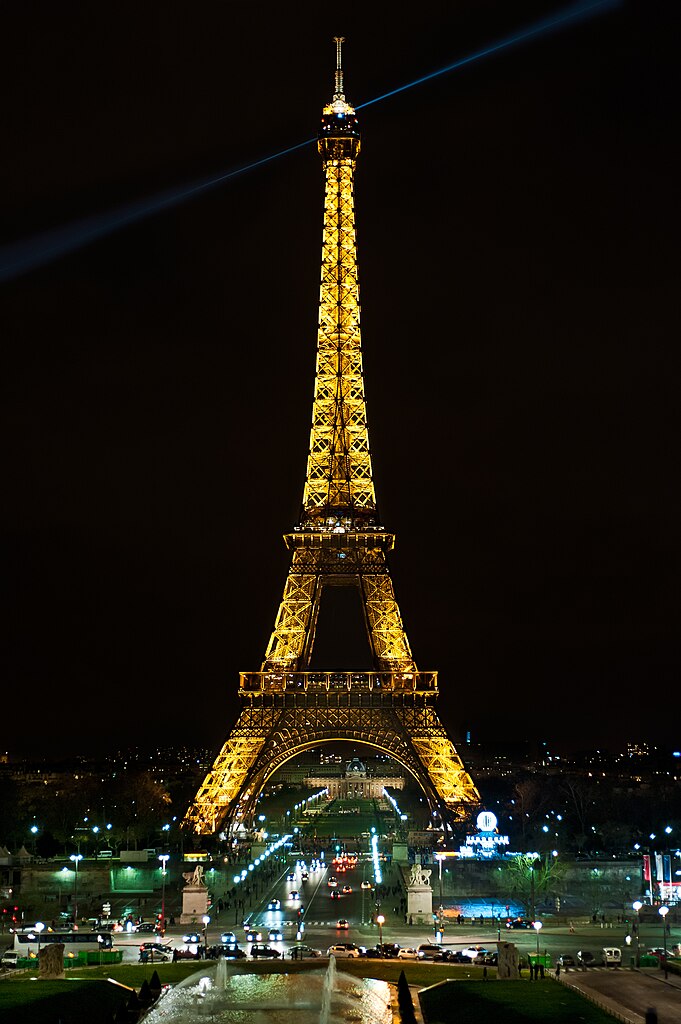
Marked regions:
[2,1,678,759]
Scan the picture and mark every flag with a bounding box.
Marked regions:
[643,854,651,881]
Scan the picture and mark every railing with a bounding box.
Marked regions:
[239,671,438,694]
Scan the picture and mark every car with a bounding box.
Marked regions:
[136,922,158,934]
[268,928,283,942]
[342,885,352,894]
[506,918,533,930]
[417,943,445,960]
[250,943,281,959]
[288,943,323,959]
[361,947,385,959]
[245,929,263,942]
[646,947,669,963]
[328,943,361,958]
[461,946,489,961]
[376,943,401,958]
[206,944,247,960]
[289,891,300,901]
[139,948,170,962]
[287,873,295,881]
[397,947,423,960]
[0,951,21,968]
[360,881,372,890]
[139,942,173,956]
[267,899,281,911]
[330,890,341,900]
[444,950,475,963]
[337,919,349,930]
[183,932,202,944]
[173,947,202,961]
[301,872,309,880]
[327,877,338,888]
[220,931,237,944]
[480,951,499,966]
[557,954,577,969]
[576,950,596,967]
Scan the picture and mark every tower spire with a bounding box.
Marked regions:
[333,35,345,99]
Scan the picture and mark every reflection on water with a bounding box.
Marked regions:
[143,958,392,1023]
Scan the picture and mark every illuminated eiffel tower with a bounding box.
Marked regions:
[183,38,479,837]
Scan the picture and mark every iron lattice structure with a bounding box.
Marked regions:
[183,39,479,836]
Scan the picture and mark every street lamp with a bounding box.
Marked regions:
[533,920,543,955]
[435,854,445,943]
[35,921,44,958]
[158,855,169,937]
[659,906,669,971]
[376,914,385,954]
[202,914,210,958]
[70,854,83,927]
[633,901,643,966]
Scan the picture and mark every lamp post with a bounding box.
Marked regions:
[158,855,169,936]
[376,914,385,954]
[435,854,445,943]
[202,914,210,958]
[35,921,44,958]
[70,854,83,927]
[632,901,643,966]
[533,920,543,955]
[659,906,669,972]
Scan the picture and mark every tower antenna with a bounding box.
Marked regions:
[333,35,345,98]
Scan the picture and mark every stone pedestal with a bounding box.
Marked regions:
[497,941,520,979]
[406,884,433,926]
[180,885,210,926]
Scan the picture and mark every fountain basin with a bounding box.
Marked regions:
[142,956,392,1023]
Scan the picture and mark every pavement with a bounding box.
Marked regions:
[559,966,681,1024]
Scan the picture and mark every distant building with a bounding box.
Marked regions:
[307,757,404,799]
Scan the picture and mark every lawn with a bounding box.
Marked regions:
[0,960,622,1023]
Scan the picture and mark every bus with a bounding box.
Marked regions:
[13,928,114,957]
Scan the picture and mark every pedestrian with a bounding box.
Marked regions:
[556,963,561,978]
[539,963,545,979]
[569,921,575,933]
[409,915,413,926]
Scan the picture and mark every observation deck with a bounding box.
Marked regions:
[239,671,437,694]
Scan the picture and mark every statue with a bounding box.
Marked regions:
[409,864,432,887]
[40,943,65,979]
[182,865,205,888]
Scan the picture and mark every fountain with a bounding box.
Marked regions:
[142,954,392,1023]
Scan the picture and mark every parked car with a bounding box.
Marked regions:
[557,954,577,969]
[139,942,173,957]
[445,950,475,963]
[267,899,281,911]
[461,946,489,961]
[288,944,323,959]
[480,951,498,966]
[417,943,445,960]
[1,951,21,968]
[206,944,247,960]
[173,947,202,961]
[329,943,361,958]
[268,928,283,942]
[576,950,596,967]
[397,947,423,960]
[601,947,622,966]
[375,943,401,958]
[646,947,669,963]
[250,944,281,959]
[245,929,263,942]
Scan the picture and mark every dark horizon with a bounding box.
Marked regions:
[2,2,678,759]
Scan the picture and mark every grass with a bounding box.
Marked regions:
[0,959,622,1023]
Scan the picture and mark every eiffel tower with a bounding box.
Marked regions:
[183,38,479,837]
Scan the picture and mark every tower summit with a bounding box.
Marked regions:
[183,40,479,837]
